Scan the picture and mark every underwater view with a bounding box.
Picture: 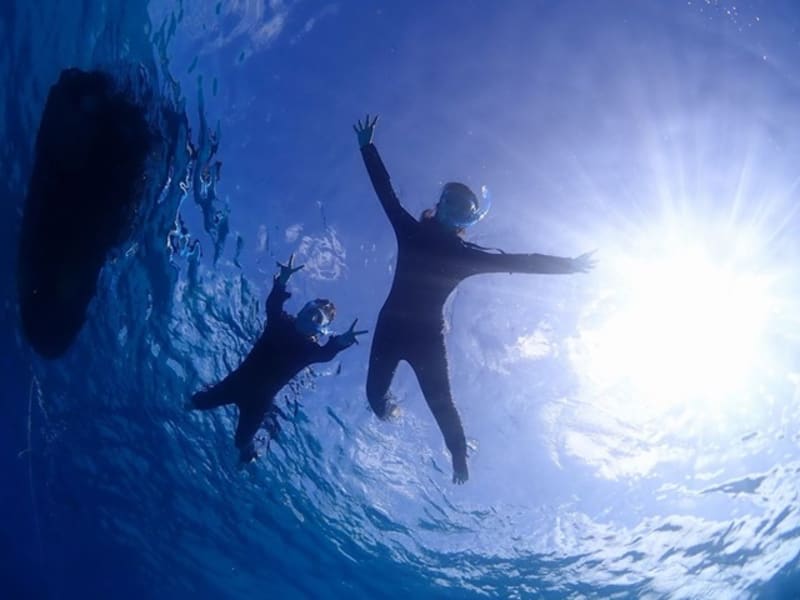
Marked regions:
[3,1,800,598]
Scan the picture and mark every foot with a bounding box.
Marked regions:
[375,398,401,421]
[384,401,402,420]
[238,444,258,465]
[452,453,469,485]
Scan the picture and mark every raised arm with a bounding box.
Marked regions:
[354,115,416,233]
[462,246,596,277]
[266,277,290,322]
[266,254,304,321]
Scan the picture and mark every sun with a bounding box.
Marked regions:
[571,229,775,415]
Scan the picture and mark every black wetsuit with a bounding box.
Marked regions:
[360,143,580,481]
[191,278,345,460]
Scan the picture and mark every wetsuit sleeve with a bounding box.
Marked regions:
[462,246,578,277]
[360,143,416,233]
[312,338,345,363]
[266,277,291,322]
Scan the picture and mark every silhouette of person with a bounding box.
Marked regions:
[354,115,595,484]
[188,254,367,463]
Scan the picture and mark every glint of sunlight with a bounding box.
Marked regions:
[571,229,775,421]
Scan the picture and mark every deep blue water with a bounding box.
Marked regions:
[3,1,800,598]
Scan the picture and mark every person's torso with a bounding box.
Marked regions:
[383,219,470,325]
[235,315,320,393]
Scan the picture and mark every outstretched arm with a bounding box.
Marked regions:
[313,319,369,362]
[354,115,416,232]
[266,254,304,321]
[463,246,596,277]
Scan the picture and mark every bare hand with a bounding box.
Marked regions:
[277,253,304,285]
[572,250,597,273]
[353,114,379,148]
[334,318,369,348]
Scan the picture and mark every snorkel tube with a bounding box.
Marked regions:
[473,185,492,224]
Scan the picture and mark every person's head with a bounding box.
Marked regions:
[295,299,336,338]
[432,182,490,231]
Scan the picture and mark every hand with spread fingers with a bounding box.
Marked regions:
[276,253,304,286]
[572,250,598,273]
[353,114,379,148]
[333,318,368,349]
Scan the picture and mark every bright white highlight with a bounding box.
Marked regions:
[573,238,774,411]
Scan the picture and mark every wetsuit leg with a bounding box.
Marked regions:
[408,334,468,483]
[190,382,234,411]
[234,399,269,462]
[366,315,402,418]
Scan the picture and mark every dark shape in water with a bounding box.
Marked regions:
[17,68,153,358]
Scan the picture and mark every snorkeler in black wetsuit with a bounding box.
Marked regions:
[188,254,367,463]
[354,115,595,484]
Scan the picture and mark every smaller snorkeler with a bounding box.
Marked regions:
[188,254,367,463]
[354,114,596,484]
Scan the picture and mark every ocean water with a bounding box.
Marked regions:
[2,1,800,599]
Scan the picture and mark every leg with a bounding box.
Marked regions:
[366,316,402,419]
[189,380,235,411]
[234,400,269,463]
[409,336,468,484]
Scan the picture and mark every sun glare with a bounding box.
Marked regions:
[573,235,775,414]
